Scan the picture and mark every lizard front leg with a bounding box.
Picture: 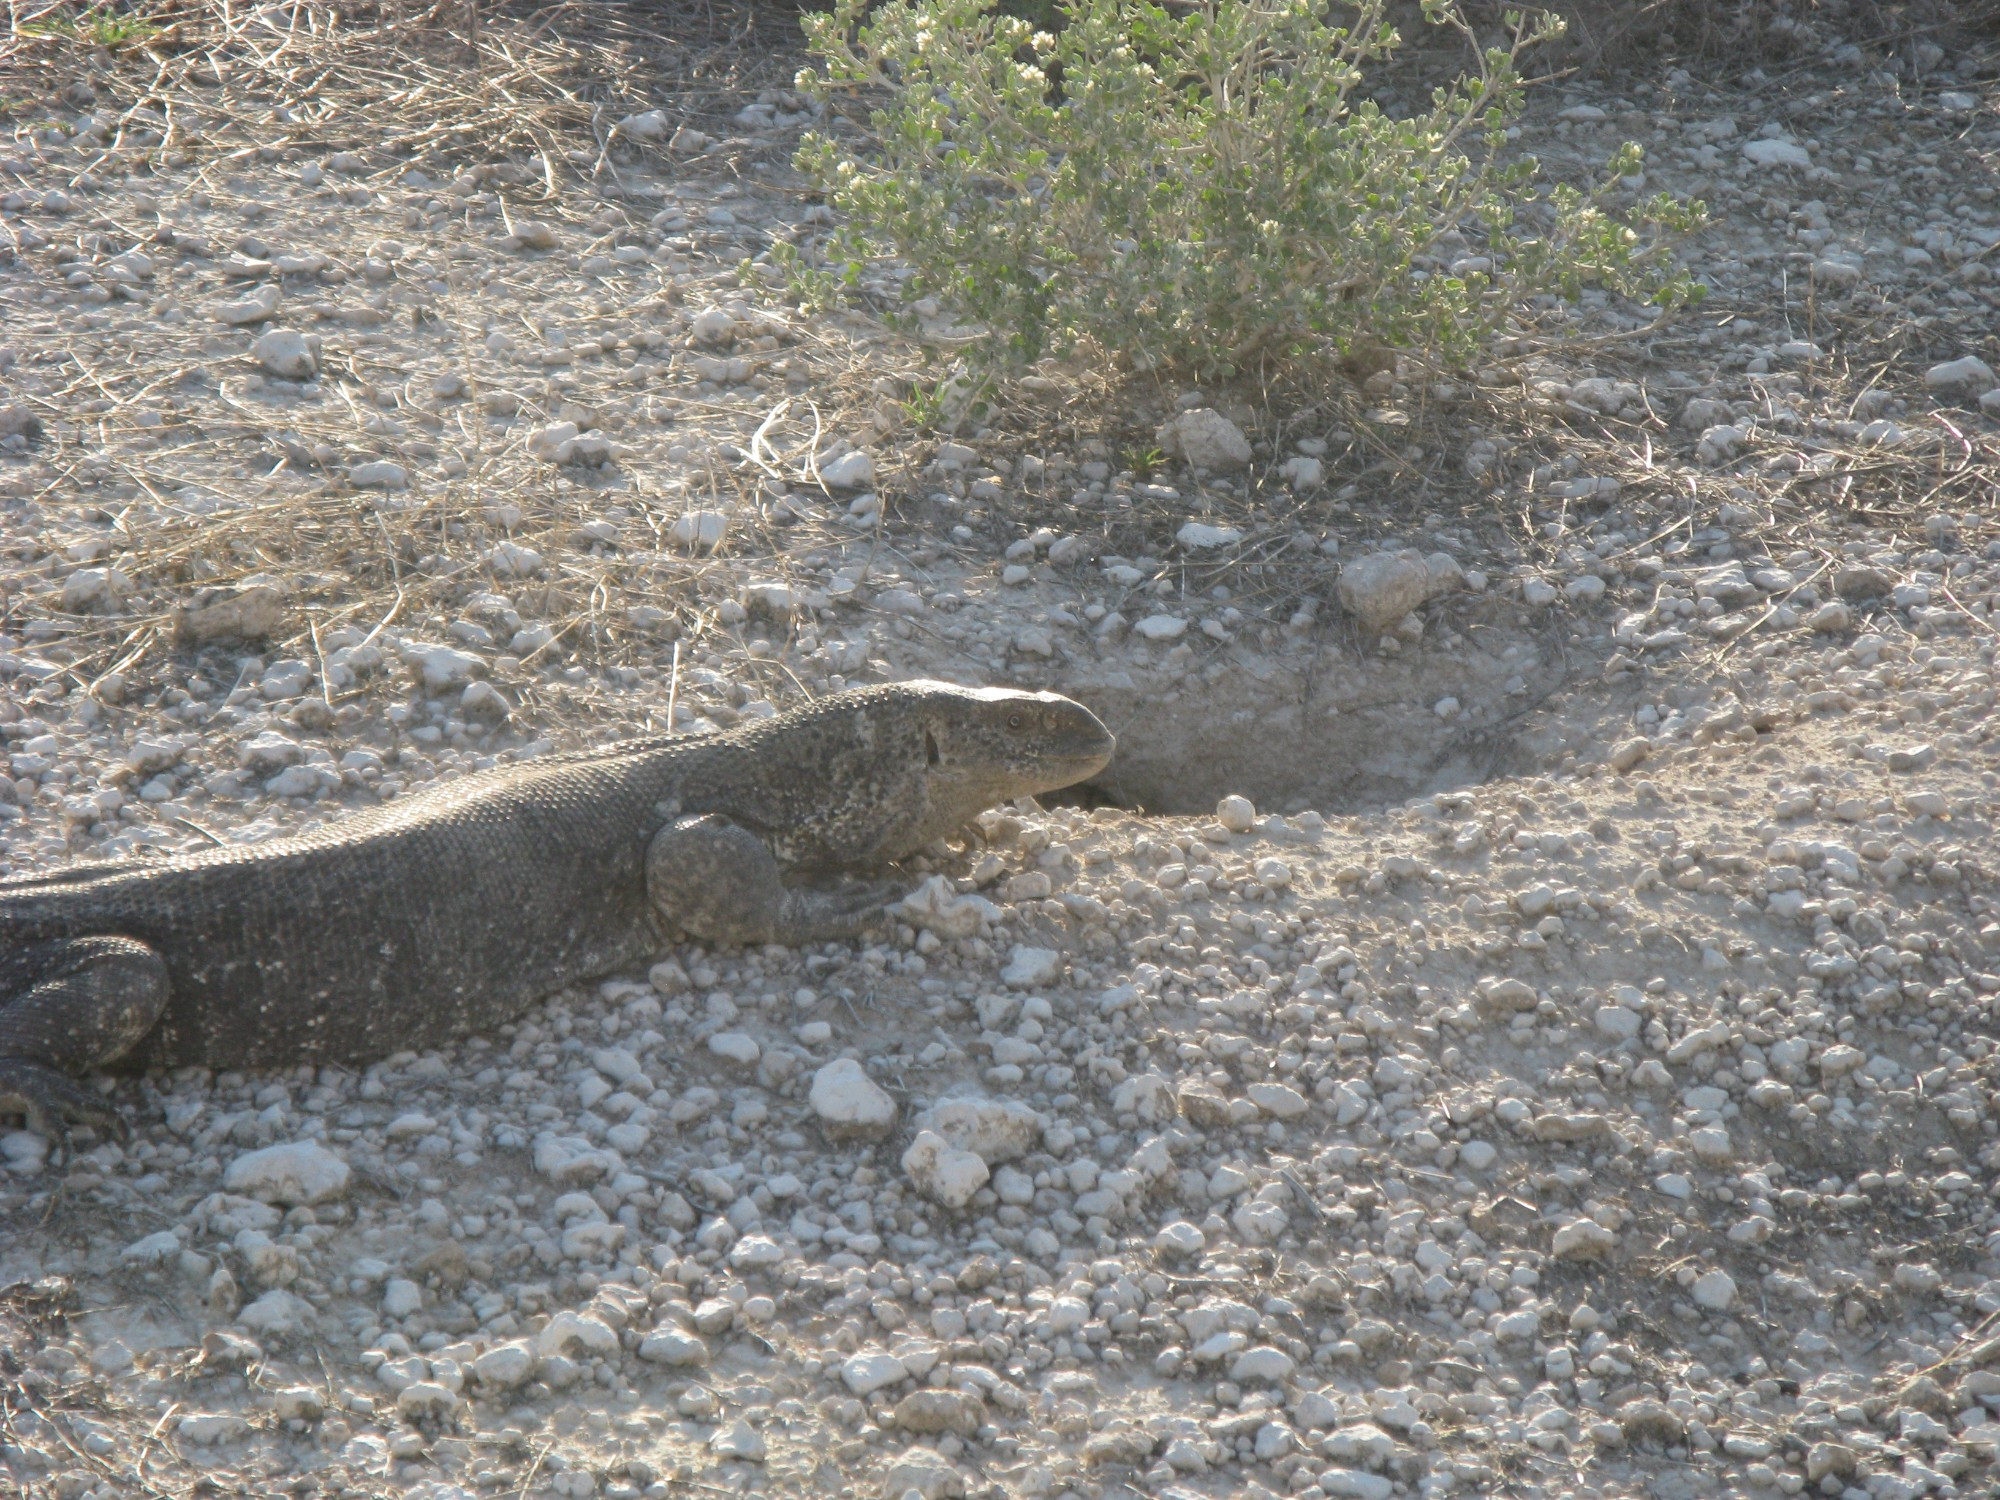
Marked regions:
[645,814,900,948]
[0,935,169,1159]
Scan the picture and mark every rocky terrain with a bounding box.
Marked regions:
[3,5,2000,1500]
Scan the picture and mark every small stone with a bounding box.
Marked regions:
[470,1342,537,1387]
[122,1229,183,1264]
[1317,1472,1394,1500]
[1230,1346,1296,1383]
[670,510,729,551]
[1925,356,1995,393]
[1833,565,1892,600]
[809,1058,897,1141]
[638,1328,710,1366]
[894,1389,983,1435]
[236,1289,313,1336]
[709,1420,766,1461]
[1564,574,1606,604]
[61,566,131,613]
[895,875,1000,938]
[1133,614,1188,641]
[1002,945,1061,988]
[619,109,670,140]
[902,1130,989,1208]
[347,460,409,491]
[842,1350,909,1396]
[381,1278,422,1317]
[1609,738,1650,773]
[215,284,280,325]
[881,1448,965,1500]
[485,541,544,578]
[504,221,559,251]
[396,1382,459,1420]
[1618,1398,1685,1444]
[1154,1220,1206,1257]
[1806,1442,1857,1483]
[1246,1082,1309,1119]
[1810,600,1851,632]
[179,1412,251,1444]
[1812,257,1864,289]
[1338,551,1456,630]
[1551,1218,1618,1258]
[266,1386,323,1422]
[1742,138,1810,168]
[528,421,581,463]
[177,581,286,643]
[1216,793,1256,832]
[1158,408,1252,471]
[820,450,875,489]
[1253,856,1292,889]
[1176,521,1243,550]
[398,641,483,690]
[690,306,738,345]
[917,1096,1044,1163]
[460,680,510,726]
[1691,1269,1737,1310]
[222,1141,350,1205]
[708,1030,760,1065]
[1594,1005,1642,1040]
[0,404,43,441]
[252,328,317,379]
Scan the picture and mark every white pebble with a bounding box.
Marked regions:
[1691,1269,1737,1310]
[1216,794,1256,832]
[809,1058,897,1140]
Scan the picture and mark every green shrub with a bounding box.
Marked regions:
[786,0,1706,381]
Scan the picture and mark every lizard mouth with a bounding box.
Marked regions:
[1036,729,1117,790]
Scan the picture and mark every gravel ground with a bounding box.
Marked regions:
[4,8,2000,1500]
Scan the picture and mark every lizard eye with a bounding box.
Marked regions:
[1006,713,1024,730]
[925,730,941,767]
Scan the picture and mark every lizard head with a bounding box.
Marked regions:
[906,680,1115,817]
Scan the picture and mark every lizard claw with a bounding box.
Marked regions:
[779,880,904,944]
[0,1058,125,1169]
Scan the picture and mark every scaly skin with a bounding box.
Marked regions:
[0,680,1114,1154]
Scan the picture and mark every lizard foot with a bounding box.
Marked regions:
[0,1057,127,1168]
[778,879,905,944]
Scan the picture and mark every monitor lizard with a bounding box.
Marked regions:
[0,679,1114,1153]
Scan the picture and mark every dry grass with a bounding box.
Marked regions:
[0,0,866,731]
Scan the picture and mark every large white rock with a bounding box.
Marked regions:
[222,1141,350,1205]
[810,1058,897,1141]
[903,1130,989,1209]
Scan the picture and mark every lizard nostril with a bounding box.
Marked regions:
[925,730,941,767]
